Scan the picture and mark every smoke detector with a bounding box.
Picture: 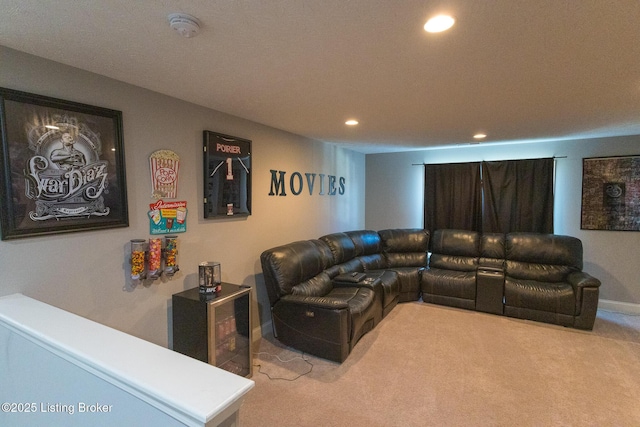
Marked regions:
[168,13,201,38]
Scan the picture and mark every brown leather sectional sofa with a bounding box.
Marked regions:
[260,228,601,363]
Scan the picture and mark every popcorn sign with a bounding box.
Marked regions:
[150,150,180,199]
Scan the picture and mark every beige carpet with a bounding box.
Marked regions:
[239,302,640,427]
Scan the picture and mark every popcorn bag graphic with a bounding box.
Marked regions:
[150,150,180,199]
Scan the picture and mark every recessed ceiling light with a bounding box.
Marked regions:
[345,119,359,126]
[45,125,60,130]
[473,133,487,139]
[424,15,455,33]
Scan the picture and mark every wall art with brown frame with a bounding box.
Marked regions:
[0,87,128,240]
[581,155,640,231]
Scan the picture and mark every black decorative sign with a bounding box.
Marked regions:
[203,131,251,218]
[0,87,128,240]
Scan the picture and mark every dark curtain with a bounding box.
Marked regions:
[481,158,554,234]
[424,162,482,237]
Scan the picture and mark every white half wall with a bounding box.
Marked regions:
[0,293,253,427]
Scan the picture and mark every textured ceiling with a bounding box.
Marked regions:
[1,0,639,153]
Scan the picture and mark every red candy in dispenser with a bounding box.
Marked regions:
[148,238,162,279]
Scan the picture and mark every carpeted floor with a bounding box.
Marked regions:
[239,302,640,427]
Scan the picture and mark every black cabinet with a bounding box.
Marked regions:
[172,284,252,377]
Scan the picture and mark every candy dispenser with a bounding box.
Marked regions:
[164,235,179,278]
[130,239,147,282]
[148,238,162,280]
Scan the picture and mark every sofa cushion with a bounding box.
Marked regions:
[260,239,334,302]
[504,278,576,315]
[320,232,357,264]
[422,268,477,300]
[359,254,387,270]
[429,254,478,272]
[346,230,382,255]
[505,262,576,283]
[428,229,480,272]
[379,228,429,267]
[506,233,583,269]
[506,233,582,282]
[430,229,480,257]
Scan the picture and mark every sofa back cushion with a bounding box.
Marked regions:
[320,232,357,264]
[505,233,583,282]
[260,239,333,304]
[346,230,386,270]
[429,229,480,272]
[358,254,387,271]
[346,230,382,255]
[379,228,429,268]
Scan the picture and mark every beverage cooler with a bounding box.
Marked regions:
[172,284,252,378]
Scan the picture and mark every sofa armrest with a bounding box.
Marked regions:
[567,271,601,289]
[280,294,349,309]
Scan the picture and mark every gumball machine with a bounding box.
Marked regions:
[148,238,162,280]
[164,235,179,278]
[130,239,147,283]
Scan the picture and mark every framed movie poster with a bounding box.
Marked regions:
[581,155,640,231]
[0,87,128,240]
[203,131,251,218]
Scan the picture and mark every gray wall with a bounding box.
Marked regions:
[0,46,366,346]
[366,137,640,307]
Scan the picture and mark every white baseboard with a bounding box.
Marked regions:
[599,299,640,315]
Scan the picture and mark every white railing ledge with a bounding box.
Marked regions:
[0,293,254,427]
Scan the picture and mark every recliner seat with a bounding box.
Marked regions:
[503,233,600,329]
[422,229,480,309]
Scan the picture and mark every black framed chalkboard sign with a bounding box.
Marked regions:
[203,131,251,218]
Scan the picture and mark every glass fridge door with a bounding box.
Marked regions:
[209,290,251,377]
